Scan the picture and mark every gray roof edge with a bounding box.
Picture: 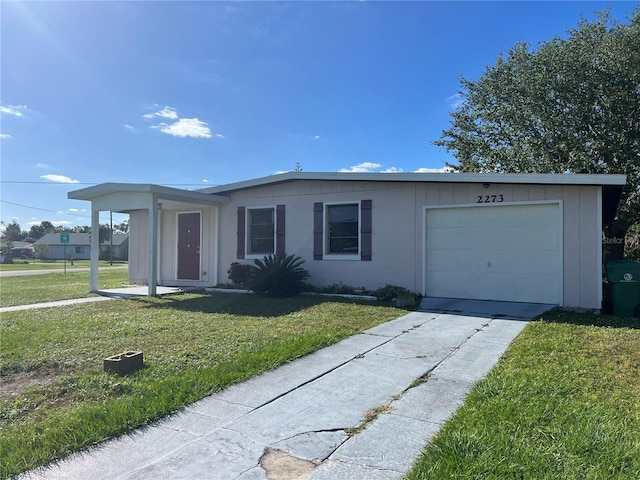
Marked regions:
[197,171,628,194]
[68,183,229,204]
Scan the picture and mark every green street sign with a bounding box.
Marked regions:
[60,232,70,244]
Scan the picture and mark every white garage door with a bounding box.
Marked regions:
[425,203,561,304]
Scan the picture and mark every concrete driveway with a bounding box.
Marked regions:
[19,298,552,480]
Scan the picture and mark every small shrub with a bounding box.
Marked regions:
[227,262,253,287]
[248,254,309,298]
[314,283,362,295]
[372,284,421,303]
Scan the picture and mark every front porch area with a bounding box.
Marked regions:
[97,286,185,298]
[68,183,229,296]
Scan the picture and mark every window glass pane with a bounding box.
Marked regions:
[327,204,358,254]
[248,208,274,254]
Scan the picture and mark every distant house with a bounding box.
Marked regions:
[35,233,128,260]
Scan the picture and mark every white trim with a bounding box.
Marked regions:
[245,205,276,259]
[198,171,627,195]
[175,211,202,281]
[423,200,564,305]
[596,187,603,307]
[323,201,361,261]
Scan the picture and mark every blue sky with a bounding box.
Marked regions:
[1,1,636,229]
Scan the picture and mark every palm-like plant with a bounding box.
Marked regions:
[248,254,310,297]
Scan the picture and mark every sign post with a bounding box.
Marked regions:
[60,232,70,274]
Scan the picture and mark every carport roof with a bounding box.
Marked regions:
[68,183,230,206]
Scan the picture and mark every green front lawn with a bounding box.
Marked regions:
[0,260,127,271]
[0,269,130,307]
[0,292,402,478]
[406,311,640,479]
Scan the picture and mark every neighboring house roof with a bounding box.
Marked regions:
[0,240,33,249]
[35,233,128,246]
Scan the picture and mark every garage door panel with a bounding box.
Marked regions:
[427,271,560,304]
[428,226,558,251]
[427,250,559,276]
[425,203,561,304]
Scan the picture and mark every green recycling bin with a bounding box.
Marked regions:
[605,260,640,317]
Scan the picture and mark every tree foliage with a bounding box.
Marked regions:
[435,8,640,235]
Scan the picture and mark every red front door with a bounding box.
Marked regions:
[177,212,200,280]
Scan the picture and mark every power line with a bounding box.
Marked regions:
[0,200,121,222]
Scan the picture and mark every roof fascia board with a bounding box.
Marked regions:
[199,172,627,194]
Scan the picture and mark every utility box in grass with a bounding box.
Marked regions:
[104,351,144,375]
[605,260,640,317]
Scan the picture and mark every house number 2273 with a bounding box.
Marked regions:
[477,194,504,203]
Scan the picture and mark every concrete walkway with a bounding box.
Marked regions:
[18,299,552,480]
[0,287,183,314]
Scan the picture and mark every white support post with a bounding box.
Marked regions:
[90,208,100,292]
[148,196,158,296]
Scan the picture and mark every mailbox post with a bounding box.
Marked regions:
[60,232,70,274]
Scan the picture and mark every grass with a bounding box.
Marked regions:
[405,310,640,480]
[0,260,127,271]
[0,292,403,478]
[0,269,130,307]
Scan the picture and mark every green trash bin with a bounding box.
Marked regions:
[605,260,640,317]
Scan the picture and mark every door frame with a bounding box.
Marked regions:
[422,200,564,304]
[175,211,202,281]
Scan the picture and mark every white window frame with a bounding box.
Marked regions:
[246,206,276,259]
[324,201,361,261]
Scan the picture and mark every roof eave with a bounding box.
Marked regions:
[198,172,628,195]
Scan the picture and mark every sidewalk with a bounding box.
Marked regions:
[18,299,551,480]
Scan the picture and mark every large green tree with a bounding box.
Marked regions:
[435,8,640,244]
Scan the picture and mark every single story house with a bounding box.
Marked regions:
[35,233,129,260]
[68,172,627,310]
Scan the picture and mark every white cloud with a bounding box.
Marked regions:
[339,162,382,173]
[0,105,28,117]
[381,167,404,173]
[214,133,224,138]
[202,179,210,183]
[446,93,465,110]
[34,162,50,169]
[159,118,212,139]
[414,166,454,173]
[52,220,73,226]
[143,106,178,120]
[122,123,135,131]
[40,174,80,184]
[314,135,321,140]
[0,133,11,139]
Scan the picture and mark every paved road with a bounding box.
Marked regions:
[0,265,127,277]
[18,298,552,480]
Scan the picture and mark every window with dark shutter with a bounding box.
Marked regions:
[327,204,359,254]
[361,200,372,261]
[313,202,323,260]
[237,207,245,259]
[276,204,285,256]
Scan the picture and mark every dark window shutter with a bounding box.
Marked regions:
[237,206,245,259]
[361,200,372,261]
[276,204,286,256]
[313,202,323,260]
